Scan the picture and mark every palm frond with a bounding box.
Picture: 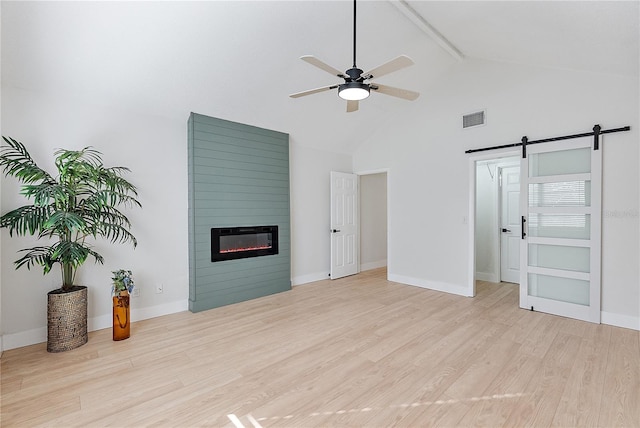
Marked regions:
[0,205,55,236]
[0,137,55,184]
[81,207,137,246]
[20,183,71,207]
[97,222,138,246]
[43,211,86,235]
[51,240,90,266]
[82,189,141,210]
[86,247,105,265]
[14,246,55,272]
[95,166,140,197]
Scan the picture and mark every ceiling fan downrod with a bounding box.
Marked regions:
[352,0,357,69]
[338,0,369,101]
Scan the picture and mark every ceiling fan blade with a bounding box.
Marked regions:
[346,100,359,113]
[289,85,338,98]
[371,83,420,101]
[301,55,346,78]
[363,55,414,80]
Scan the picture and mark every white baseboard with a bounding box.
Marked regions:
[475,271,498,282]
[601,311,640,331]
[361,259,387,272]
[293,263,387,286]
[131,299,189,323]
[292,272,329,286]
[1,299,189,351]
[388,273,472,297]
[2,327,46,351]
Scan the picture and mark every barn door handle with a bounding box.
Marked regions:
[521,216,527,239]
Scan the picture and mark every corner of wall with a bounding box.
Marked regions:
[601,311,640,331]
[361,260,387,272]
[292,272,329,286]
[388,273,472,297]
[475,272,499,283]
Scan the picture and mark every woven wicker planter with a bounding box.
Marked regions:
[47,286,88,352]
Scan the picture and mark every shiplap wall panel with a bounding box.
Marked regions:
[188,113,291,312]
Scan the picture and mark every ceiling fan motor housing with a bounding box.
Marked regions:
[345,67,364,81]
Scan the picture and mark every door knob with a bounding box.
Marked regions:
[502,228,511,233]
[332,229,341,233]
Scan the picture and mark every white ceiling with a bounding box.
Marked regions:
[2,1,638,154]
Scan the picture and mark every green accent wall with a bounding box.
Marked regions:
[188,113,291,312]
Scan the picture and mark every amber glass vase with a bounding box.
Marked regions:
[112,291,130,341]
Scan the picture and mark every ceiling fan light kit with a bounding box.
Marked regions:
[338,82,370,101]
[290,0,419,112]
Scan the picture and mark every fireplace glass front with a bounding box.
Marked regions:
[211,226,278,262]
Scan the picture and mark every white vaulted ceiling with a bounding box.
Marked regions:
[2,1,638,154]
[408,1,639,76]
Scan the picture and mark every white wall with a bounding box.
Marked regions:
[0,87,352,349]
[290,143,352,285]
[0,87,191,349]
[353,58,639,329]
[360,173,387,271]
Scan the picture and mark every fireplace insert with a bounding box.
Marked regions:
[211,225,279,262]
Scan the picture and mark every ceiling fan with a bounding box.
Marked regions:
[289,0,420,113]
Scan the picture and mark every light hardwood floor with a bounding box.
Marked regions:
[2,268,639,427]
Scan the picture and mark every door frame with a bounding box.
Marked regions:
[468,150,520,297]
[355,168,390,278]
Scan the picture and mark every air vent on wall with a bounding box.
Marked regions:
[463,110,485,128]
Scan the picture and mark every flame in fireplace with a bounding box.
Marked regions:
[220,245,272,254]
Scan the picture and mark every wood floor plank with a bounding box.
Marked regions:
[443,337,523,400]
[550,323,611,427]
[597,326,640,427]
[456,350,544,427]
[1,268,638,427]
[502,331,583,427]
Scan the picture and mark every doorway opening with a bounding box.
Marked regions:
[359,171,388,272]
[475,156,520,284]
[329,170,388,280]
[468,151,520,296]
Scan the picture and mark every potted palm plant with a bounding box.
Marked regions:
[0,136,141,352]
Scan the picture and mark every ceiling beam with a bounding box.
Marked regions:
[388,0,464,62]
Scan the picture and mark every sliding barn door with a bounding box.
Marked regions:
[520,138,601,323]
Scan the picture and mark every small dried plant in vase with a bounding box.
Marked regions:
[112,269,134,296]
[112,269,134,340]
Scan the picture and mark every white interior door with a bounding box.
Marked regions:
[500,165,521,283]
[330,171,359,279]
[520,138,601,323]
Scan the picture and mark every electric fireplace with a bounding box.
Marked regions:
[211,225,279,262]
